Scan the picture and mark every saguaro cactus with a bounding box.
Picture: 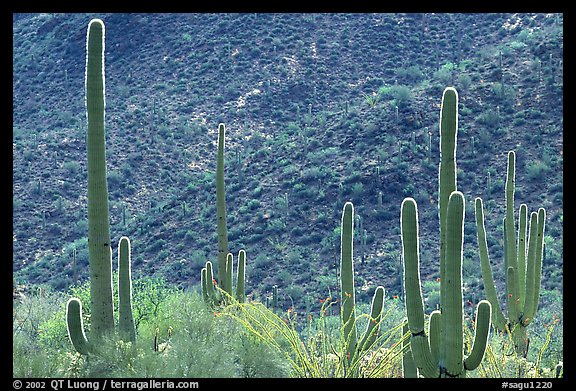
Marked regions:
[201,250,246,306]
[474,151,546,357]
[66,19,136,354]
[118,236,136,342]
[236,249,246,303]
[401,88,492,377]
[339,202,386,372]
[216,123,230,293]
[67,235,137,353]
[402,195,492,378]
[85,17,115,338]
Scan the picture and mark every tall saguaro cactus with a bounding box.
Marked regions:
[216,123,230,293]
[66,19,136,354]
[200,124,249,307]
[401,88,492,377]
[474,151,546,357]
[339,202,386,373]
[85,17,114,338]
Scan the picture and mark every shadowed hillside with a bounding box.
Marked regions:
[13,13,563,314]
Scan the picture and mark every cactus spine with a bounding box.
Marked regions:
[401,87,492,377]
[66,19,136,354]
[474,151,546,358]
[339,202,386,372]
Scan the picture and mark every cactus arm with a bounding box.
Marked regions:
[402,321,419,378]
[66,298,91,355]
[340,202,357,364]
[443,191,465,378]
[474,197,507,330]
[438,87,458,311]
[118,236,136,342]
[401,198,425,330]
[504,151,520,319]
[85,18,114,337]
[205,261,218,305]
[225,252,234,296]
[216,123,229,291]
[410,334,441,378]
[523,209,546,325]
[463,300,492,371]
[236,250,246,303]
[201,267,210,305]
[401,197,440,378]
[517,204,528,309]
[358,286,385,352]
[428,310,441,366]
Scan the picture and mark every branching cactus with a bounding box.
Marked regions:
[339,201,386,372]
[474,151,546,357]
[66,19,135,354]
[201,250,246,306]
[401,88,492,377]
[402,195,492,377]
[84,18,114,338]
[67,236,137,353]
[216,123,230,293]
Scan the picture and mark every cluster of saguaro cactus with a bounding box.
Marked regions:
[339,201,386,373]
[474,150,546,358]
[201,249,246,306]
[66,19,136,354]
[200,123,247,306]
[401,87,492,377]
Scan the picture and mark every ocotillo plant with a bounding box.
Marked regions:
[66,19,136,354]
[474,151,546,358]
[401,87,492,377]
[339,202,386,372]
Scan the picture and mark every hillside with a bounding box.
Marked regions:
[12,13,563,313]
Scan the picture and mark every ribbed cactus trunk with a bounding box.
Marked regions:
[86,18,114,338]
[438,87,458,323]
[402,87,492,378]
[474,151,546,358]
[340,202,357,367]
[216,124,229,295]
[236,250,246,303]
[118,236,136,342]
[402,321,418,378]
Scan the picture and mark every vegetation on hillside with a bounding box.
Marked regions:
[13,13,563,379]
